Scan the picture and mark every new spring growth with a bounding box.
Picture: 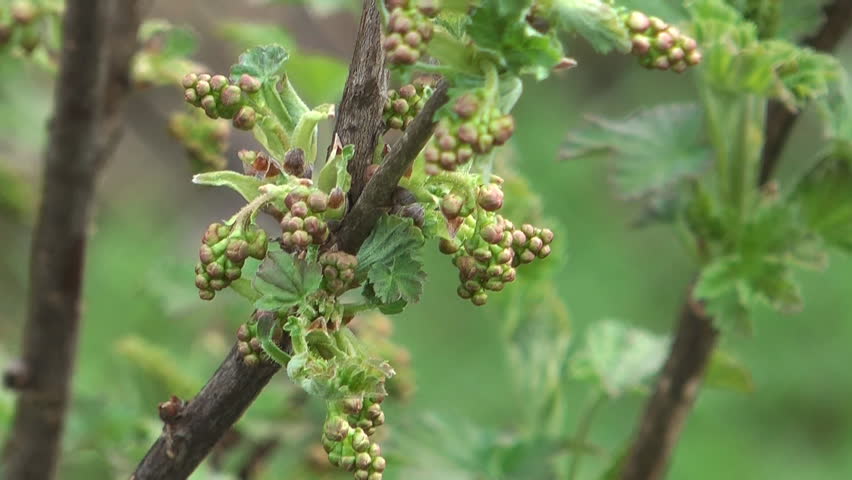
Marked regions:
[383,80,433,131]
[382,0,440,65]
[182,72,260,129]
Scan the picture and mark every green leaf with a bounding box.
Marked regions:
[287,54,349,104]
[704,349,754,393]
[317,143,354,193]
[570,319,669,398]
[467,0,564,79]
[552,0,631,54]
[217,22,296,51]
[357,214,426,276]
[253,245,322,311]
[563,104,712,201]
[192,171,265,202]
[791,157,852,253]
[139,20,198,58]
[369,255,426,304]
[230,44,290,83]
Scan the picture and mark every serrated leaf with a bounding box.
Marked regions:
[317,142,354,193]
[552,0,631,53]
[230,44,290,83]
[704,349,754,393]
[570,319,669,398]
[369,255,426,304]
[253,245,322,311]
[467,0,564,79]
[563,104,712,201]
[791,157,852,253]
[357,215,426,276]
[192,171,265,202]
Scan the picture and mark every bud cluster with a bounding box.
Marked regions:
[195,222,268,300]
[0,2,55,55]
[320,251,359,295]
[168,110,229,173]
[624,11,702,73]
[383,81,432,131]
[436,183,554,305]
[182,72,261,129]
[235,312,284,367]
[382,0,439,66]
[322,396,388,480]
[280,188,340,254]
[424,91,515,174]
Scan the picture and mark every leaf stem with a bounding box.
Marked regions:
[567,392,607,480]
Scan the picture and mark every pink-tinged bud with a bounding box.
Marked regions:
[383,33,402,51]
[672,61,688,73]
[540,228,554,244]
[686,50,702,66]
[308,191,328,212]
[521,224,536,238]
[538,245,552,258]
[398,84,417,98]
[653,56,671,70]
[477,184,504,211]
[457,123,478,144]
[233,106,257,130]
[197,73,212,82]
[372,456,387,472]
[328,187,346,209]
[11,3,36,25]
[649,17,668,31]
[418,22,434,41]
[519,250,536,264]
[389,46,419,65]
[209,278,228,290]
[226,239,250,263]
[438,133,457,151]
[181,73,198,89]
[393,98,410,115]
[453,94,480,119]
[667,27,682,41]
[210,74,229,91]
[386,0,408,9]
[184,88,198,104]
[195,80,211,96]
[502,267,516,282]
[553,57,579,71]
[236,324,251,341]
[199,289,215,300]
[206,262,225,279]
[668,46,685,61]
[496,248,514,265]
[404,31,422,47]
[456,145,474,164]
[457,285,473,299]
[238,74,261,93]
[290,201,309,218]
[195,274,210,290]
[655,32,674,51]
[439,152,457,170]
[626,11,651,32]
[681,37,698,52]
[632,34,651,55]
[528,236,544,253]
[199,244,216,264]
[220,85,242,106]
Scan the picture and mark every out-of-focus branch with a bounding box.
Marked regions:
[622,5,852,479]
[1,2,142,479]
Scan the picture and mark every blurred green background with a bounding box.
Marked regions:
[2,1,852,479]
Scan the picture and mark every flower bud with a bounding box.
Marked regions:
[220,85,242,106]
[477,184,504,211]
[328,187,346,209]
[238,74,261,93]
[233,106,257,130]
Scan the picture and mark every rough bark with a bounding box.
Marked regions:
[1,2,141,479]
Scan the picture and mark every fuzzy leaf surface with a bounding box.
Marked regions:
[357,214,426,276]
[552,0,631,53]
[230,44,290,83]
[370,255,426,304]
[317,144,354,193]
[570,319,669,398]
[253,245,322,311]
[791,157,852,253]
[192,171,265,202]
[563,104,711,201]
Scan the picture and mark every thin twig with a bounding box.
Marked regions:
[1,2,142,479]
[622,4,852,479]
[335,79,449,253]
[758,0,852,184]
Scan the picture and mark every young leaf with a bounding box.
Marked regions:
[552,0,631,54]
[317,142,354,193]
[704,349,754,393]
[217,22,296,51]
[369,255,427,304]
[253,245,322,311]
[570,319,669,398]
[192,171,265,202]
[230,44,290,83]
[563,104,712,201]
[357,214,426,276]
[790,157,852,253]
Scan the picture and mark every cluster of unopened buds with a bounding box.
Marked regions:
[322,396,388,480]
[182,72,261,129]
[0,1,56,54]
[320,251,359,295]
[382,0,439,65]
[383,81,432,131]
[195,222,268,300]
[424,91,515,174]
[624,10,701,73]
[437,183,553,305]
[279,188,337,254]
[235,311,284,367]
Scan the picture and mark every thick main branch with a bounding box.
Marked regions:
[1,2,141,479]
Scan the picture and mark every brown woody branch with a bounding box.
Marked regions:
[131,2,446,478]
[622,4,852,479]
[759,0,852,184]
[1,2,142,479]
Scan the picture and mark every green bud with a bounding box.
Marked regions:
[372,456,387,472]
[209,278,228,290]
[368,473,383,480]
[328,451,342,466]
[356,452,372,470]
[220,85,242,107]
[243,353,259,367]
[199,289,215,301]
[354,470,369,480]
[472,291,488,306]
[342,396,364,414]
[341,456,356,472]
[238,74,262,93]
[324,416,351,441]
[195,81,211,97]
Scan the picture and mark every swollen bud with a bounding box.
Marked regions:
[233,106,257,130]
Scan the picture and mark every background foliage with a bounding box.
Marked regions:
[1,1,851,479]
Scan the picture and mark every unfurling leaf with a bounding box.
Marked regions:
[570,319,669,398]
[318,140,354,193]
[552,0,631,54]
[791,157,852,253]
[253,244,322,311]
[192,171,265,202]
[357,214,426,276]
[229,44,290,82]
